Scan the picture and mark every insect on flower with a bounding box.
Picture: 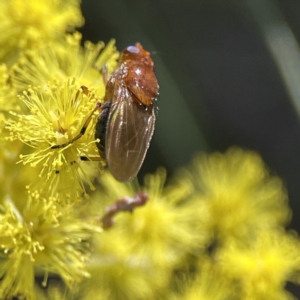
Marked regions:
[52,43,159,182]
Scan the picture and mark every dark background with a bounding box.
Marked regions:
[80,0,300,235]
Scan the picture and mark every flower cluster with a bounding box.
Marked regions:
[0,193,100,299]
[0,0,118,298]
[0,1,300,300]
[0,0,84,65]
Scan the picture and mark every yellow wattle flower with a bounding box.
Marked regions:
[5,35,119,196]
[172,258,233,300]
[0,0,84,65]
[0,192,101,300]
[11,32,119,97]
[77,168,209,300]
[218,230,300,300]
[185,147,291,244]
[0,64,19,114]
[6,79,102,196]
[96,168,208,265]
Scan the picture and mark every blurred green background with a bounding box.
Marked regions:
[80,0,300,238]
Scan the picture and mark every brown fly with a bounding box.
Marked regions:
[95,43,159,181]
[51,43,159,182]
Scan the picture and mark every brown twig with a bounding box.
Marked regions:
[100,192,149,229]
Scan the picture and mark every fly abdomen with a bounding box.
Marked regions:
[95,101,112,159]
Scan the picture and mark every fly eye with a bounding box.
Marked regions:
[126,46,140,54]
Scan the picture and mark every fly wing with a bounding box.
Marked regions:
[105,84,155,182]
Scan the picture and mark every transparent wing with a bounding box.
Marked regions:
[105,83,155,182]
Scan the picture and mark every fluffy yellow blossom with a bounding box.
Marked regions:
[11,32,119,97]
[0,192,100,300]
[95,168,209,265]
[5,79,103,195]
[171,258,233,300]
[0,64,19,114]
[0,62,21,165]
[122,175,206,264]
[217,230,300,300]
[72,168,209,300]
[5,35,118,195]
[80,230,170,300]
[0,0,84,65]
[184,147,291,244]
[34,280,72,300]
[0,63,25,200]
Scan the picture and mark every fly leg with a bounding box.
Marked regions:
[51,86,102,149]
[79,156,103,161]
[94,64,109,84]
[80,100,111,162]
[101,64,109,84]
